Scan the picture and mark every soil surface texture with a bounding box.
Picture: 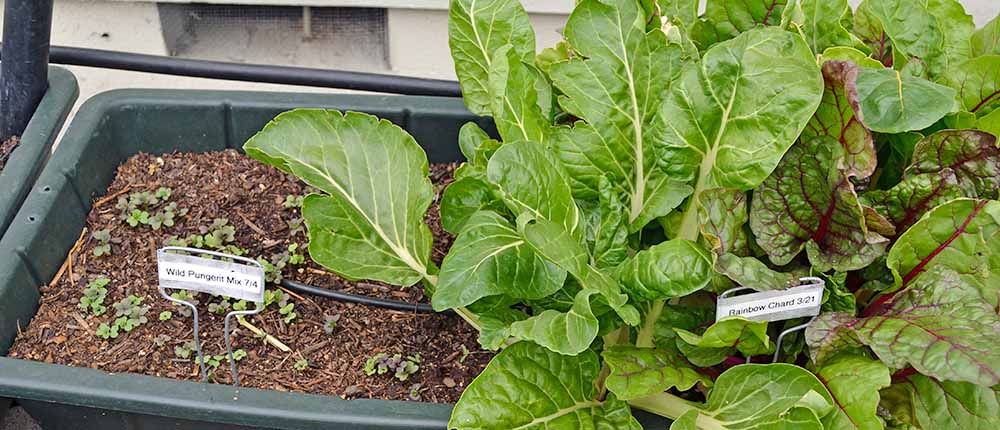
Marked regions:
[8,149,491,403]
[0,136,20,171]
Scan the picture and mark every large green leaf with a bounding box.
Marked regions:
[449,342,642,430]
[674,317,772,367]
[449,0,535,116]
[942,56,1000,119]
[519,216,641,326]
[581,177,629,269]
[244,109,434,286]
[507,288,601,355]
[689,0,790,51]
[488,45,551,143]
[715,254,801,292]
[750,136,888,272]
[813,354,891,430]
[488,142,581,234]
[972,13,1000,56]
[440,176,506,234]
[616,239,713,302]
[807,267,1000,386]
[783,0,863,54]
[656,0,698,28]
[852,1,891,66]
[904,130,1000,199]
[886,374,1000,430]
[803,60,877,179]
[853,67,958,134]
[638,364,833,430]
[434,211,565,310]
[549,0,690,229]
[660,27,823,237]
[864,0,973,79]
[886,198,1000,293]
[603,346,708,400]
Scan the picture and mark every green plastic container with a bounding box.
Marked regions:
[0,89,671,429]
[0,67,78,239]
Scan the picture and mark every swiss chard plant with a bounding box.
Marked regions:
[244,0,1000,428]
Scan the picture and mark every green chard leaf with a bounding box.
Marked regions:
[580,177,629,269]
[863,0,973,79]
[885,374,1000,430]
[750,136,888,272]
[783,0,863,54]
[656,0,698,28]
[449,342,641,430]
[673,317,772,367]
[807,266,1000,386]
[244,110,434,286]
[549,0,691,231]
[636,364,834,430]
[689,0,789,51]
[853,67,958,134]
[487,142,581,235]
[433,211,565,311]
[813,354,892,430]
[941,56,1000,120]
[448,0,535,116]
[603,346,709,401]
[662,27,823,239]
[487,44,552,143]
[803,60,877,179]
[972,13,1000,56]
[616,239,713,302]
[507,288,601,356]
[439,177,506,234]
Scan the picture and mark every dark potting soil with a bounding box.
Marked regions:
[7,149,491,403]
[0,136,20,171]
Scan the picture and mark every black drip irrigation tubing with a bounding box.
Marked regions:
[281,279,447,314]
[0,44,463,97]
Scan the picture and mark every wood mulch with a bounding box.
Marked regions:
[0,136,20,171]
[7,149,491,403]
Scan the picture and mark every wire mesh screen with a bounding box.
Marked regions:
[159,4,389,71]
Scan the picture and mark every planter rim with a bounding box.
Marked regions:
[0,89,473,429]
[0,66,78,238]
[0,357,452,429]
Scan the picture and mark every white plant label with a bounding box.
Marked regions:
[157,250,264,302]
[715,283,824,322]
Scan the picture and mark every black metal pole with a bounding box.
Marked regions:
[0,0,53,141]
[0,44,462,98]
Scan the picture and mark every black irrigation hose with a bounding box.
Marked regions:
[281,278,448,314]
[0,44,463,97]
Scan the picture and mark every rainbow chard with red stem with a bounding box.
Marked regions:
[243,0,1000,428]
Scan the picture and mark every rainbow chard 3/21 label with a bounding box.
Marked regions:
[716,283,824,322]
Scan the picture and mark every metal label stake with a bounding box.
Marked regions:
[156,246,265,385]
[718,276,825,363]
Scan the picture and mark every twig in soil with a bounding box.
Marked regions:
[92,184,144,209]
[70,312,93,335]
[50,227,88,288]
[238,316,291,352]
[277,285,323,313]
[237,211,268,235]
[301,340,331,357]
